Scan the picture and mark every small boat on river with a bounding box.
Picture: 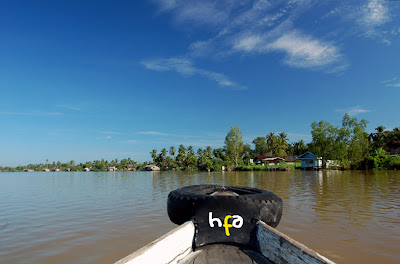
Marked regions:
[115,185,335,264]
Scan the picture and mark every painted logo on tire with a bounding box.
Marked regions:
[208,212,243,236]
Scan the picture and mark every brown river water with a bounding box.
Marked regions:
[0,170,399,263]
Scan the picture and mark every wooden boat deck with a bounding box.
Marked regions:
[179,244,273,264]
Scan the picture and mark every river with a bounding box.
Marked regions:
[0,170,399,263]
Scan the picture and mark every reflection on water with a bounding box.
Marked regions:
[0,171,399,263]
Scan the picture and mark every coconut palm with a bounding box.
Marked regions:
[169,146,176,157]
[150,149,157,163]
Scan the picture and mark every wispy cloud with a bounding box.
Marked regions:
[148,0,352,75]
[121,140,137,144]
[56,105,81,111]
[155,0,231,27]
[142,57,246,89]
[336,106,371,116]
[387,82,400,87]
[98,131,123,135]
[179,141,221,147]
[0,111,63,116]
[356,0,393,41]
[265,31,343,69]
[382,77,400,87]
[381,77,397,83]
[137,131,169,136]
[99,151,143,156]
[158,139,222,147]
[229,29,347,71]
[361,0,391,28]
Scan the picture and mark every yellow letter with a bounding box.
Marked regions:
[223,215,232,236]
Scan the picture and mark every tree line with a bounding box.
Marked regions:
[1,114,399,172]
[142,114,400,170]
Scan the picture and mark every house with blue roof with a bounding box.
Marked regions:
[296,152,323,169]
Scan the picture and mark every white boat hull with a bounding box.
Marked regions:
[115,221,335,264]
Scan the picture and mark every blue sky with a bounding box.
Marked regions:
[1,0,399,166]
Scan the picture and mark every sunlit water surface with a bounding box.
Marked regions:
[0,170,399,263]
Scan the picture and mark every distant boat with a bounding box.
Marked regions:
[141,165,160,171]
[42,168,50,172]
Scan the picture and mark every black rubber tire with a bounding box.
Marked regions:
[167,185,282,227]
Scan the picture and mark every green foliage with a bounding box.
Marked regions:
[184,146,197,169]
[253,136,268,156]
[371,148,391,169]
[389,156,400,170]
[176,145,186,166]
[263,132,289,156]
[150,149,157,163]
[3,118,399,173]
[235,165,266,171]
[224,124,244,166]
[370,127,400,153]
[357,148,399,170]
[290,140,308,156]
[169,146,176,157]
[309,114,370,167]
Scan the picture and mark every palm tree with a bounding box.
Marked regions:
[266,132,277,155]
[186,146,197,168]
[150,149,157,163]
[169,146,176,157]
[277,132,288,156]
[161,148,167,161]
[371,126,387,149]
[205,146,212,159]
[176,145,186,167]
[197,148,203,159]
[292,140,307,156]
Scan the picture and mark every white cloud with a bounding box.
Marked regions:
[265,31,342,69]
[106,136,112,139]
[142,57,196,76]
[142,57,245,89]
[358,0,392,37]
[381,77,397,83]
[56,105,80,111]
[137,131,169,136]
[391,27,400,35]
[149,0,349,73]
[201,71,247,90]
[99,151,143,156]
[336,106,371,116]
[148,0,399,80]
[121,140,137,144]
[0,111,63,116]
[387,82,400,87]
[98,131,123,135]
[382,77,400,87]
[362,0,390,27]
[156,0,178,11]
[163,140,222,147]
[233,35,262,52]
[154,0,240,27]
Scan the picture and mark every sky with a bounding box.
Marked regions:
[1,0,400,166]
